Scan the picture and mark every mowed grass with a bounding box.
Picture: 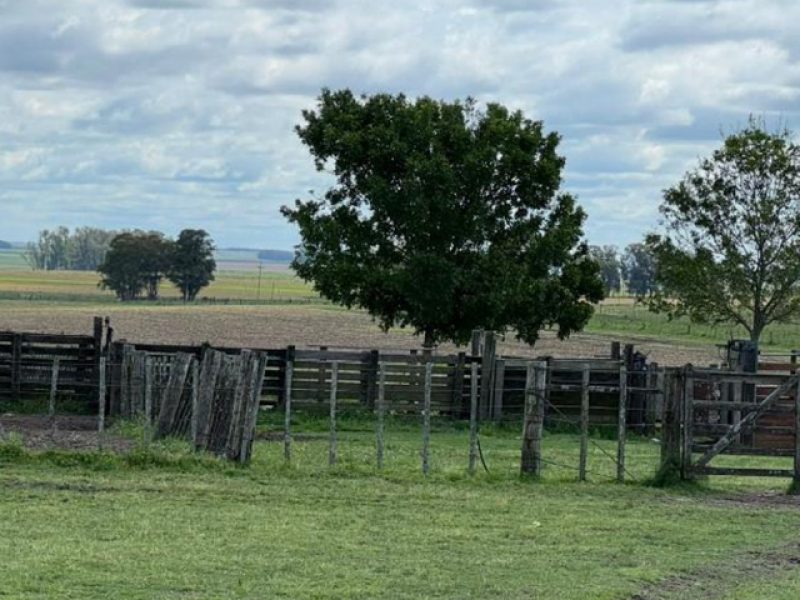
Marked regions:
[3,419,800,599]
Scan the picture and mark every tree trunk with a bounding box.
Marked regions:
[423,328,435,356]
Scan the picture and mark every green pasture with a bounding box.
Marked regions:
[2,417,800,599]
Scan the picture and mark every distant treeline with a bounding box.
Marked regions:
[25,227,116,271]
[257,249,293,262]
[588,243,658,296]
[0,240,11,250]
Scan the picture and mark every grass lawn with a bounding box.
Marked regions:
[2,418,800,599]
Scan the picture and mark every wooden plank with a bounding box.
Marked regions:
[154,352,193,439]
[194,350,223,450]
[695,373,800,468]
[693,400,794,411]
[692,466,794,478]
[284,360,293,462]
[521,362,546,476]
[616,364,627,484]
[190,358,199,447]
[422,361,432,476]
[97,357,106,451]
[376,361,385,470]
[795,375,800,486]
[226,350,253,461]
[691,445,795,457]
[144,356,153,444]
[492,359,505,421]
[239,352,267,464]
[479,332,496,420]
[48,358,60,420]
[11,333,21,401]
[329,361,339,466]
[682,366,694,478]
[468,361,479,475]
[579,365,590,482]
[452,352,466,417]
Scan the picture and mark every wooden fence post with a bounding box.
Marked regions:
[468,361,479,475]
[49,358,60,422]
[92,316,103,396]
[329,361,338,466]
[479,332,496,420]
[682,365,695,480]
[376,361,386,470]
[579,364,590,481]
[795,375,800,490]
[190,358,199,447]
[144,356,153,445]
[422,361,432,475]
[97,356,106,451]
[11,333,21,402]
[364,349,379,408]
[493,358,505,422]
[284,359,294,463]
[616,364,627,483]
[521,361,546,476]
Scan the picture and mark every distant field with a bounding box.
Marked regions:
[0,248,315,303]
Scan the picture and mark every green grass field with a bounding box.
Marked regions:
[2,418,800,599]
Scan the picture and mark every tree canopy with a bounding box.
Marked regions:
[97,229,216,302]
[283,89,603,347]
[168,229,216,302]
[621,243,657,296]
[647,119,800,343]
[25,227,116,271]
[588,245,621,295]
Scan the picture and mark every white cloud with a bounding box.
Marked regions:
[0,0,798,248]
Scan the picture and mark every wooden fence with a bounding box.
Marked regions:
[0,318,103,404]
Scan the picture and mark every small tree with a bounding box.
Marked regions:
[621,243,657,296]
[98,231,172,301]
[647,119,800,344]
[283,89,604,347]
[167,229,216,301]
[589,245,621,295]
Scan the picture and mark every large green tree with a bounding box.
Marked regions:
[647,120,800,343]
[167,229,216,302]
[283,89,603,347]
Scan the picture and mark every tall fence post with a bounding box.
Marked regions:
[284,359,294,463]
[682,365,694,480]
[422,361,432,475]
[329,361,338,467]
[616,364,628,483]
[376,361,386,470]
[49,358,60,425]
[468,361,479,475]
[479,332,496,420]
[97,356,106,451]
[579,364,590,482]
[493,358,505,422]
[11,333,21,402]
[794,375,800,490]
[190,357,200,448]
[521,361,546,476]
[144,356,153,446]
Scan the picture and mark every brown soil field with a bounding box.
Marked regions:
[0,302,720,366]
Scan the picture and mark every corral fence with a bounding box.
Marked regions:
[5,318,800,485]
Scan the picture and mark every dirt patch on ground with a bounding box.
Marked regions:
[0,414,133,453]
[0,303,718,366]
[630,541,800,599]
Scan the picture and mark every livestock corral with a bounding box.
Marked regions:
[5,314,800,598]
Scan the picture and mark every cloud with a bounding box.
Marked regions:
[0,0,799,249]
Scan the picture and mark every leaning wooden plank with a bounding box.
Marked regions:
[154,352,193,439]
[695,373,800,468]
[239,352,268,464]
[206,355,240,455]
[226,350,254,460]
[194,350,224,450]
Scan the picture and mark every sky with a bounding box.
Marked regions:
[1,0,799,250]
